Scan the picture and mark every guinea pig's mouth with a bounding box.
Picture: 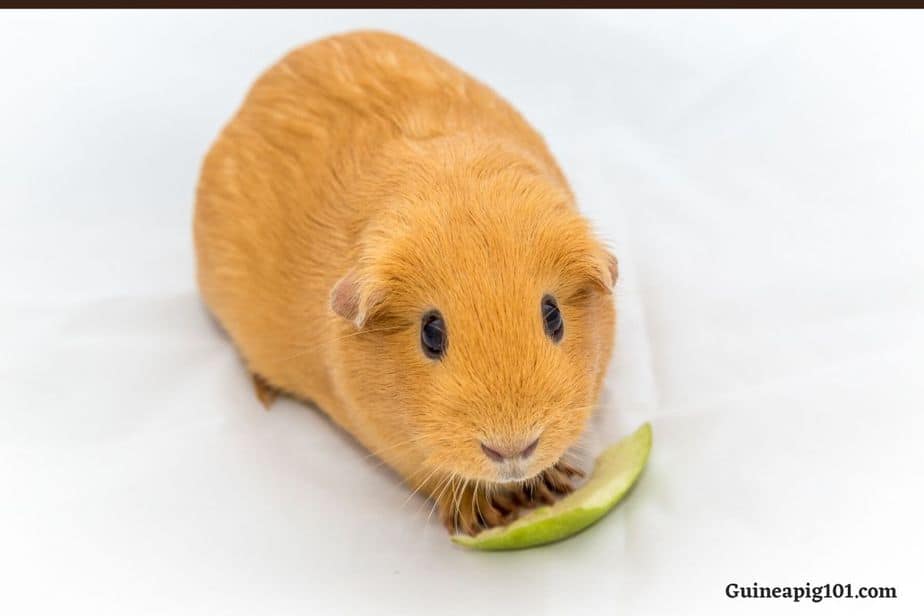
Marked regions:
[492,459,543,484]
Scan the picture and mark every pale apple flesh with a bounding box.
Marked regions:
[452,422,652,550]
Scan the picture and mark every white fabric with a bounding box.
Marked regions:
[2,11,922,615]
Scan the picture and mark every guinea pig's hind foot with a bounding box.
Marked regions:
[251,374,279,410]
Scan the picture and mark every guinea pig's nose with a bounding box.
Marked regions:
[480,437,539,462]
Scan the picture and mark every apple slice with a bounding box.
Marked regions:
[452,422,652,550]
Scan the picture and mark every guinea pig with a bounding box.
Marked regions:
[194,31,617,535]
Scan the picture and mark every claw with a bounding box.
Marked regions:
[491,492,517,514]
[556,461,585,478]
[252,374,278,409]
[534,480,557,505]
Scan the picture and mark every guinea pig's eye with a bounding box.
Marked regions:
[541,295,564,343]
[420,310,447,360]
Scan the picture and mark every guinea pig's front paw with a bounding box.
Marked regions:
[438,482,519,536]
[510,460,586,508]
[438,461,585,536]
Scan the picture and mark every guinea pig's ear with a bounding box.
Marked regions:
[604,250,619,288]
[585,248,618,294]
[329,269,385,328]
[582,247,619,293]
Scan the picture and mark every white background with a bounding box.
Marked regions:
[1,10,922,615]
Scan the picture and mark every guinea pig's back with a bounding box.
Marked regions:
[194,30,564,396]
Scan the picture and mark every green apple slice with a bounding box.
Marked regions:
[452,422,652,550]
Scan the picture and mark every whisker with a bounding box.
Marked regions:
[426,472,455,525]
[402,464,443,509]
[428,474,454,528]
[421,475,444,519]
[450,475,463,528]
[469,479,478,528]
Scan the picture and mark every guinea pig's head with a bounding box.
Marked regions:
[329,149,616,485]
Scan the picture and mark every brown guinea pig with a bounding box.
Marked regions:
[194,31,617,535]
